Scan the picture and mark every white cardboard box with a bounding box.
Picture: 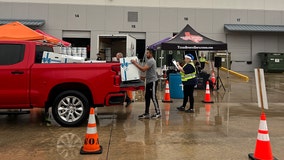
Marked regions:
[84,60,106,63]
[42,51,63,63]
[120,56,140,81]
[42,51,85,63]
[63,55,85,63]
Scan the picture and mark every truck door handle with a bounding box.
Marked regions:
[11,71,24,75]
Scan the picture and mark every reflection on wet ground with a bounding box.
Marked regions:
[0,71,284,160]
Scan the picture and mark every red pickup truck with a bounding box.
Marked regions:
[0,41,144,127]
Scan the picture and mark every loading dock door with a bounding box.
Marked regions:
[63,31,91,38]
[227,34,251,71]
[62,31,91,59]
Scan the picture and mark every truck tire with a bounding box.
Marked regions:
[52,90,90,127]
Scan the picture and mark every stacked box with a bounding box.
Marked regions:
[42,51,62,63]
[63,55,85,63]
[120,56,140,81]
[42,51,85,63]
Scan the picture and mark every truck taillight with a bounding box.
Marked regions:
[114,75,121,85]
[112,65,121,85]
[111,65,121,75]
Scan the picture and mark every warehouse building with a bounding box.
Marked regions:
[0,0,284,71]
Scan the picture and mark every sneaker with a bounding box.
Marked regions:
[185,109,194,113]
[177,106,185,111]
[151,113,161,119]
[138,113,150,119]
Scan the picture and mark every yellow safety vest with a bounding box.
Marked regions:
[200,57,206,62]
[180,63,196,82]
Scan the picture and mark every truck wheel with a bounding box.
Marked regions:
[52,90,90,127]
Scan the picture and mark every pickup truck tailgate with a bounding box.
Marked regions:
[120,79,145,91]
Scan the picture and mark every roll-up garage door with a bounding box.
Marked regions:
[63,31,91,38]
[227,34,251,71]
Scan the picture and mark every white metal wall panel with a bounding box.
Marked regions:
[66,5,87,30]
[196,9,213,33]
[48,4,68,29]
[141,7,159,32]
[213,9,230,33]
[230,10,248,24]
[177,8,196,30]
[0,3,12,18]
[2,0,284,11]
[159,8,178,32]
[105,6,124,31]
[11,3,29,19]
[265,11,282,25]
[248,10,265,24]
[123,7,142,31]
[86,5,105,31]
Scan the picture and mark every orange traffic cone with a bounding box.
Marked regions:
[248,112,278,160]
[164,103,170,125]
[162,80,173,103]
[80,107,103,154]
[202,81,214,103]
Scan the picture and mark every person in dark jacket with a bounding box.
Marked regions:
[176,54,197,113]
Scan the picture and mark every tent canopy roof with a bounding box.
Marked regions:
[148,37,171,50]
[0,21,44,41]
[35,29,71,47]
[161,24,227,50]
[0,21,70,46]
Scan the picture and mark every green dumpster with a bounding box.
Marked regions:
[258,52,284,73]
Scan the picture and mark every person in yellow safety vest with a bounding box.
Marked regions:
[176,54,198,113]
[199,52,206,70]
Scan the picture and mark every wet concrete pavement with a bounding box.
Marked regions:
[0,71,284,160]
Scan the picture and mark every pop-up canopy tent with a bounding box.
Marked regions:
[150,24,228,67]
[0,21,44,41]
[35,29,71,47]
[150,24,229,90]
[0,21,71,46]
[160,24,227,51]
